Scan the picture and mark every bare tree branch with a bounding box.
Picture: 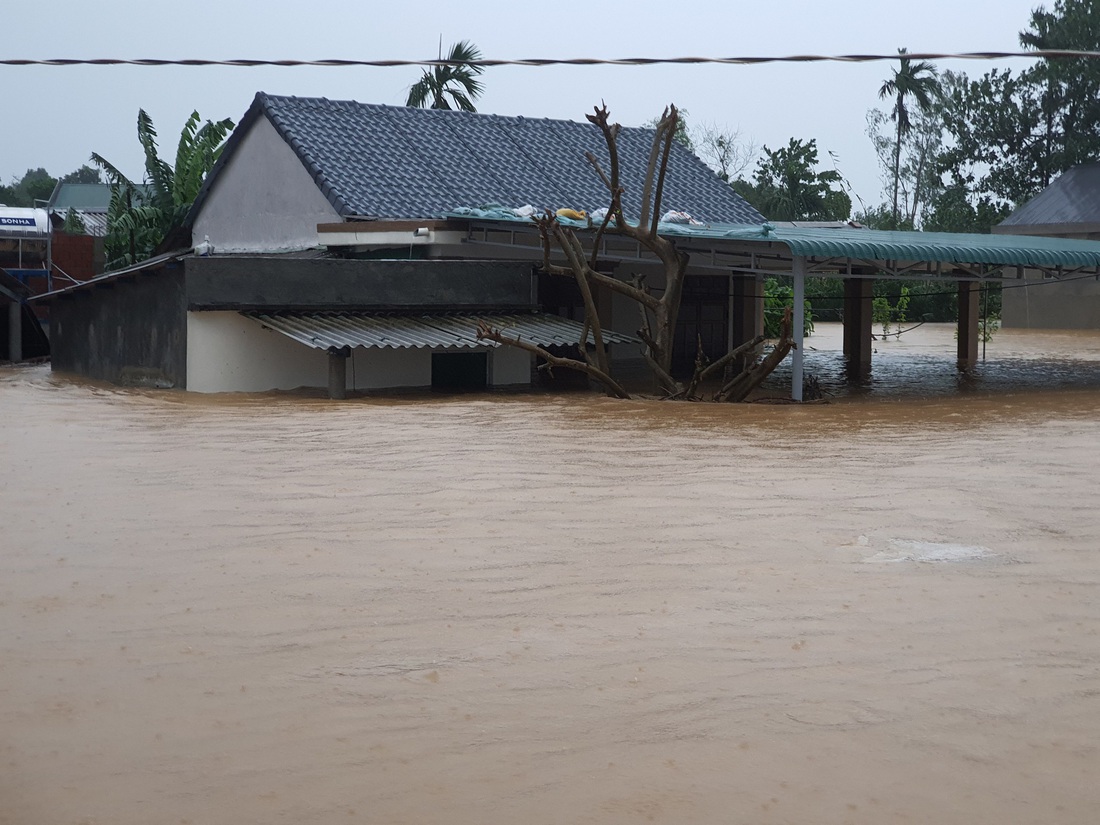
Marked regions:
[488,103,797,401]
[552,223,610,375]
[649,106,678,237]
[638,106,673,231]
[476,321,631,400]
[716,307,795,402]
[536,214,658,311]
[584,150,613,193]
[674,334,766,401]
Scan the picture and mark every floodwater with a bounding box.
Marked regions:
[2,323,1100,825]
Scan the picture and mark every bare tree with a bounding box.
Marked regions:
[477,104,794,402]
[694,122,758,183]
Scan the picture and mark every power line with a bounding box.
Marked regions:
[4,50,1100,69]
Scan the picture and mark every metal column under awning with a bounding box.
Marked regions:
[242,311,639,350]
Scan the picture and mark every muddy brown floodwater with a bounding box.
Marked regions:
[2,323,1100,825]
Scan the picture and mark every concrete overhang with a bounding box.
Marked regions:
[318,219,466,250]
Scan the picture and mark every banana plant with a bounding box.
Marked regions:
[92,109,234,270]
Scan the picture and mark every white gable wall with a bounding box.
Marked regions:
[192,115,340,253]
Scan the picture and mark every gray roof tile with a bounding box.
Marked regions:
[254,93,764,224]
[1000,163,1100,229]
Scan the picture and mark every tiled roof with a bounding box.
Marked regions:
[999,163,1100,230]
[250,93,763,224]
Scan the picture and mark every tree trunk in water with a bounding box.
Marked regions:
[718,307,795,403]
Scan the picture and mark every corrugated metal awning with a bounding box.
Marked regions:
[244,312,638,350]
[707,224,1100,268]
[449,210,1100,270]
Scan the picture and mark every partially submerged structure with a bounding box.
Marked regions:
[38,93,757,395]
[0,268,50,362]
[447,213,1100,398]
[35,93,1100,398]
[995,163,1100,329]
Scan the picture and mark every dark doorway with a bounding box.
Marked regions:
[672,275,729,378]
[432,351,488,390]
[539,270,585,320]
[0,301,51,361]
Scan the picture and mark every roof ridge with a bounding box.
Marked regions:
[187,91,764,226]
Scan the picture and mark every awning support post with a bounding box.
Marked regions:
[8,301,22,363]
[843,273,874,380]
[957,281,980,370]
[327,346,350,400]
[791,256,806,402]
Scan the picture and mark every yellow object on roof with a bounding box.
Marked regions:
[555,208,587,221]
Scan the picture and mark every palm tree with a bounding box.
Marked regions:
[92,109,234,269]
[406,39,485,112]
[878,48,939,226]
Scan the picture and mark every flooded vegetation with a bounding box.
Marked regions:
[3,323,1100,824]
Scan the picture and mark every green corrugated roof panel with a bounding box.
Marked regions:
[669,223,1100,268]
[449,208,1100,269]
[48,183,112,211]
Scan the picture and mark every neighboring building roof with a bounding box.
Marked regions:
[47,183,111,237]
[191,92,764,226]
[47,183,112,212]
[997,163,1100,234]
[69,212,109,237]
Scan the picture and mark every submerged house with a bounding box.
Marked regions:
[995,163,1100,329]
[40,92,763,395]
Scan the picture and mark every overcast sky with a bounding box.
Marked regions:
[5,0,1043,214]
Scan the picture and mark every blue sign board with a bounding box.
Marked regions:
[0,217,38,227]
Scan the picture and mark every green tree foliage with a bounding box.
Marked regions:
[92,109,234,270]
[20,168,57,205]
[878,49,940,225]
[922,187,1010,234]
[406,40,485,112]
[61,208,87,234]
[865,70,961,229]
[734,138,851,221]
[0,168,57,207]
[0,166,103,207]
[60,165,102,185]
[645,109,694,152]
[853,202,913,231]
[938,0,1100,208]
[764,277,814,338]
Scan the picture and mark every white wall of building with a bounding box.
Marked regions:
[191,116,340,253]
[187,311,534,393]
[187,311,326,392]
[489,345,532,386]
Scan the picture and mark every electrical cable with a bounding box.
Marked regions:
[4,49,1100,69]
